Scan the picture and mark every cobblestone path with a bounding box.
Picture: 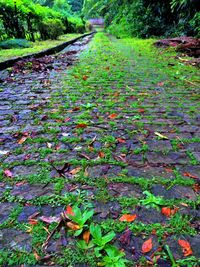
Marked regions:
[0,32,199,266]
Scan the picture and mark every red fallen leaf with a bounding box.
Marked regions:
[119,228,132,245]
[76,123,87,129]
[98,151,105,158]
[105,66,110,71]
[4,169,13,178]
[55,145,61,151]
[15,181,26,186]
[161,207,171,217]
[82,75,89,81]
[142,238,153,253]
[64,117,71,122]
[193,183,200,192]
[83,230,90,244]
[157,81,164,86]
[183,172,198,179]
[66,205,75,216]
[108,113,117,119]
[33,250,40,261]
[24,154,31,160]
[28,219,38,225]
[119,214,137,222]
[161,207,179,217]
[117,138,126,143]
[138,108,145,113]
[178,239,193,257]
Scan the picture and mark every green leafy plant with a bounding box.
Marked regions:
[140,191,165,209]
[101,245,129,267]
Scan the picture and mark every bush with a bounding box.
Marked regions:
[38,18,65,40]
[0,39,31,49]
[66,17,85,33]
[190,12,200,38]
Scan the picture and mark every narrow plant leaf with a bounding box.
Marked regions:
[178,239,193,256]
[142,238,153,253]
[119,214,137,222]
[83,230,90,244]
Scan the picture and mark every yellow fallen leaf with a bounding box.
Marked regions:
[69,167,81,175]
[155,132,169,140]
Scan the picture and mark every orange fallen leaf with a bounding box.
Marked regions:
[138,108,145,113]
[17,136,27,144]
[98,151,105,158]
[4,169,13,178]
[161,207,171,217]
[69,167,81,175]
[67,222,80,230]
[119,214,137,222]
[183,172,198,179]
[33,250,40,261]
[83,230,90,244]
[76,123,87,129]
[193,183,200,192]
[161,207,179,217]
[82,75,89,81]
[178,239,193,257]
[142,238,153,253]
[108,113,117,119]
[66,205,74,216]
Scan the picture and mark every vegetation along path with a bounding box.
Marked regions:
[0,31,200,266]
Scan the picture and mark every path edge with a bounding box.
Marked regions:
[0,31,95,71]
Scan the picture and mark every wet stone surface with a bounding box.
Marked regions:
[0,32,199,265]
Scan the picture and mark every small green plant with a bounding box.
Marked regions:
[101,245,129,267]
[140,191,164,209]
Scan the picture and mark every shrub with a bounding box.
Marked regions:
[0,39,31,49]
[38,18,65,40]
[190,12,200,38]
[66,17,85,33]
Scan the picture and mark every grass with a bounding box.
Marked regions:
[0,34,81,62]
[0,32,199,266]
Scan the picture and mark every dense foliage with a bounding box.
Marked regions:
[83,0,200,38]
[0,0,86,42]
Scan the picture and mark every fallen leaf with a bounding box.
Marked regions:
[161,207,171,217]
[76,123,87,129]
[98,151,105,158]
[83,230,90,244]
[178,239,193,257]
[119,214,137,222]
[69,167,81,175]
[82,75,89,81]
[138,108,145,113]
[183,172,198,179]
[0,150,9,155]
[17,136,27,144]
[67,222,80,230]
[4,169,13,178]
[64,117,71,122]
[193,183,200,192]
[157,82,165,86]
[39,216,60,224]
[66,205,75,216]
[117,138,126,143]
[108,113,117,119]
[161,207,179,217]
[33,250,40,261]
[155,132,169,140]
[142,238,153,253]
[47,142,52,149]
[28,219,38,225]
